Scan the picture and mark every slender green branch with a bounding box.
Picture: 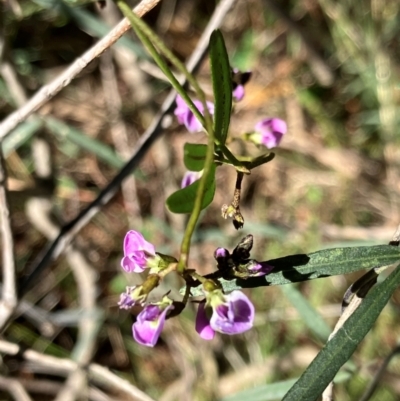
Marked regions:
[117,1,206,127]
[177,119,215,273]
[117,0,217,274]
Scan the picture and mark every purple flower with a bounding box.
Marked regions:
[233,85,245,102]
[181,171,202,188]
[195,290,255,339]
[132,299,174,347]
[118,286,147,309]
[195,302,215,340]
[247,261,274,277]
[210,290,254,335]
[214,247,229,260]
[232,69,252,101]
[121,230,156,273]
[253,118,287,149]
[174,95,214,133]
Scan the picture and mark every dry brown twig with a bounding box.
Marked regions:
[0,147,17,329]
[0,339,156,401]
[0,0,162,140]
[26,198,100,401]
[0,375,33,401]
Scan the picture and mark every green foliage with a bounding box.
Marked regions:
[283,264,400,401]
[188,245,400,295]
[166,164,216,214]
[280,284,332,341]
[209,30,232,146]
[183,143,208,171]
[45,117,125,169]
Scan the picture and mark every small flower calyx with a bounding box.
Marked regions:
[147,252,178,274]
[118,286,146,309]
[214,235,274,279]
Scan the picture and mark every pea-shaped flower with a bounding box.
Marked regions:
[133,298,174,347]
[181,170,202,188]
[174,95,214,133]
[118,285,147,309]
[121,230,156,273]
[232,69,252,102]
[195,290,254,339]
[195,302,215,340]
[247,118,287,149]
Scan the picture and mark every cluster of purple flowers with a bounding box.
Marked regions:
[118,230,264,347]
[118,70,284,347]
[174,69,287,187]
[174,94,287,150]
[174,69,287,147]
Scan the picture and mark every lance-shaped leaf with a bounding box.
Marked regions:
[282,263,400,401]
[184,143,208,171]
[209,30,232,145]
[185,245,400,295]
[167,164,216,214]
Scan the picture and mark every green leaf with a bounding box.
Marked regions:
[220,370,353,401]
[221,379,298,401]
[66,6,148,59]
[186,245,400,295]
[280,284,332,341]
[282,263,400,401]
[166,164,216,213]
[44,117,125,169]
[184,143,207,171]
[209,30,232,145]
[2,117,43,157]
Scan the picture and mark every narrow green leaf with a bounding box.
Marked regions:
[66,6,148,59]
[2,117,43,157]
[44,116,125,169]
[221,379,298,401]
[186,245,400,295]
[283,264,400,401]
[167,164,216,214]
[280,284,332,341]
[209,30,232,145]
[184,143,208,171]
[117,1,206,130]
[220,370,353,401]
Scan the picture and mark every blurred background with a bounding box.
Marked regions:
[1,0,400,400]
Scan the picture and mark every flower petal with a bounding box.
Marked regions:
[233,85,245,101]
[121,231,155,273]
[195,302,215,340]
[210,290,254,335]
[181,171,201,188]
[254,118,287,149]
[132,304,173,347]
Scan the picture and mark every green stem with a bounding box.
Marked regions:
[220,145,240,165]
[189,271,208,284]
[117,1,208,130]
[177,117,215,274]
[117,1,215,274]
